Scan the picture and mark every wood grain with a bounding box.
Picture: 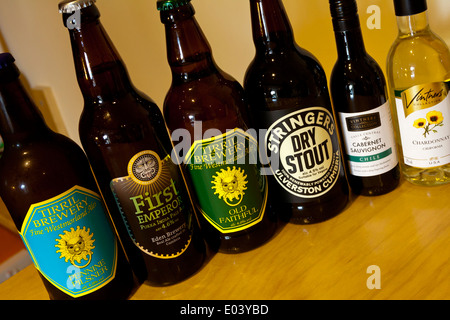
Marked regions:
[1,179,449,300]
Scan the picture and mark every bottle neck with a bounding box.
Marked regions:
[249,0,295,53]
[333,19,366,60]
[160,3,217,81]
[64,5,133,103]
[330,0,366,60]
[0,67,48,144]
[396,10,430,36]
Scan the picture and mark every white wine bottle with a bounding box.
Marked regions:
[387,0,450,186]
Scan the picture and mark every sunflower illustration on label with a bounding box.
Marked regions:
[55,226,95,269]
[20,186,118,298]
[212,167,248,206]
[111,151,193,259]
[395,81,450,168]
[185,129,267,233]
[413,110,444,137]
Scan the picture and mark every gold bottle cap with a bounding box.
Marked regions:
[58,0,96,13]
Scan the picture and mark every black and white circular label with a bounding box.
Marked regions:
[265,107,342,199]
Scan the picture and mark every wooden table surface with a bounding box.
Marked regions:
[1,179,449,300]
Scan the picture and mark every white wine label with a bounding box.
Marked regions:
[338,102,398,177]
[265,107,342,199]
[395,82,450,168]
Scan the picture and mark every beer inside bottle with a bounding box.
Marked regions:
[59,0,206,286]
[244,0,349,223]
[158,0,277,253]
[0,52,135,300]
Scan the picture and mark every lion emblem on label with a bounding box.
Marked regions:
[55,226,95,269]
[211,166,248,206]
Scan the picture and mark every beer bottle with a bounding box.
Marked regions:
[329,0,400,196]
[59,0,206,286]
[158,0,277,253]
[0,52,135,300]
[244,0,349,224]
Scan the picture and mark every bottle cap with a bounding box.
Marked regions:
[329,0,358,20]
[393,0,427,16]
[58,0,96,13]
[157,0,191,11]
[329,0,360,31]
[0,53,20,81]
[0,53,15,70]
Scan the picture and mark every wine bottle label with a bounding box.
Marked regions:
[265,106,342,199]
[184,128,268,234]
[338,102,398,177]
[20,186,118,298]
[395,81,450,168]
[110,151,193,259]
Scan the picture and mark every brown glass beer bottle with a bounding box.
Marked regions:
[59,0,206,286]
[157,0,277,253]
[0,52,135,300]
[244,0,350,224]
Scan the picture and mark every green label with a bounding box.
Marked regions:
[20,186,118,298]
[110,151,193,259]
[347,148,393,163]
[0,135,3,158]
[185,129,267,233]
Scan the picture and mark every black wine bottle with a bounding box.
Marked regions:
[329,0,400,196]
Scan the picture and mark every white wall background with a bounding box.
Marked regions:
[0,0,449,145]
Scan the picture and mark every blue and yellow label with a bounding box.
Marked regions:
[20,186,118,298]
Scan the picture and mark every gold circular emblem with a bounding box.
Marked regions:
[127,151,162,185]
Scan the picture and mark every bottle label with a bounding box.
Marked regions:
[338,102,398,177]
[110,151,193,259]
[20,186,118,298]
[0,135,3,157]
[184,128,267,234]
[395,81,450,168]
[265,106,342,198]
